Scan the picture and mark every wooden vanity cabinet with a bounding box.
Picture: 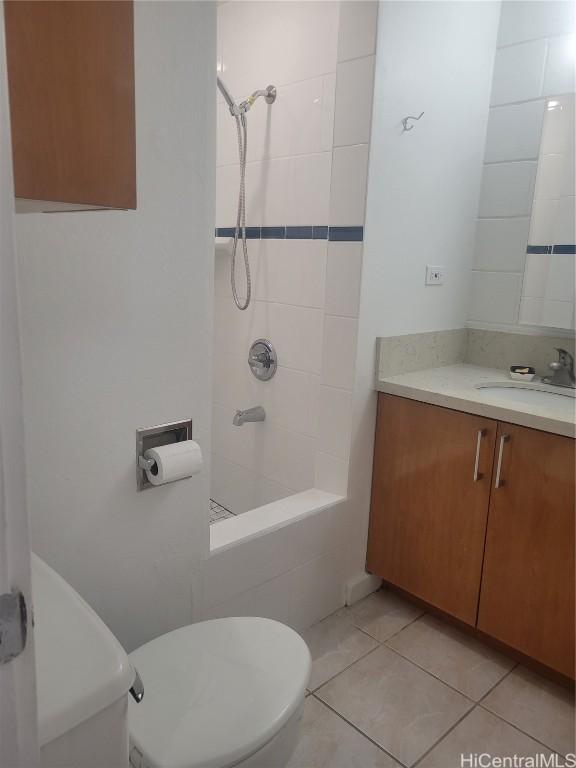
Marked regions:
[3,0,136,212]
[368,394,576,678]
[367,395,497,625]
[478,423,575,678]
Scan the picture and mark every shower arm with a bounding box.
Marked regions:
[240,86,277,112]
[217,76,276,116]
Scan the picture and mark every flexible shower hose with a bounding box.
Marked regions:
[231,112,251,310]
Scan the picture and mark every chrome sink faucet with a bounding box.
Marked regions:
[542,348,575,389]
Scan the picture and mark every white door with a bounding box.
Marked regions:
[0,6,40,767]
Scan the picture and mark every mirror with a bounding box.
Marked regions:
[520,93,575,330]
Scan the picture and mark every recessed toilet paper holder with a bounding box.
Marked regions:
[136,418,193,491]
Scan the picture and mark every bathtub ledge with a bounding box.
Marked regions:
[209,489,345,554]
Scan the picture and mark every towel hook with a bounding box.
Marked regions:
[401,112,424,132]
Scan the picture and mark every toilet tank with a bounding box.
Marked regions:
[32,554,135,768]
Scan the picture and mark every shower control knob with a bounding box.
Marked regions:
[248,339,277,381]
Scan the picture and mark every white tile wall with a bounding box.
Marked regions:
[321,315,359,390]
[478,162,537,218]
[534,153,567,199]
[325,242,363,316]
[519,296,544,324]
[263,367,320,438]
[329,144,370,224]
[218,1,339,98]
[484,101,545,162]
[529,198,559,243]
[259,425,317,491]
[317,385,353,459]
[334,55,375,147]
[490,40,548,106]
[474,218,530,272]
[542,34,576,96]
[337,1,378,63]
[315,451,349,496]
[267,303,325,373]
[212,1,373,517]
[541,299,575,328]
[553,196,576,242]
[522,253,549,296]
[469,272,523,324]
[287,152,332,225]
[497,1,576,48]
[541,95,574,154]
[544,253,576,302]
[263,239,327,308]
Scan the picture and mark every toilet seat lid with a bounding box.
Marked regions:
[128,617,311,768]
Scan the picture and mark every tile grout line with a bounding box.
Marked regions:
[476,663,517,705]
[305,599,574,762]
[309,607,479,767]
[476,699,571,758]
[380,642,478,706]
[411,705,481,768]
[381,640,510,704]
[310,692,411,768]
[308,642,382,695]
[357,607,426,645]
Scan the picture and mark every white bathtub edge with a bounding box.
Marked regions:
[209,489,345,554]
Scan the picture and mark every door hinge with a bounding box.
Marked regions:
[0,590,27,664]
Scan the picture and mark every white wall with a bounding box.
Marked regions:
[469,0,576,331]
[346,1,500,582]
[0,9,40,765]
[14,1,216,652]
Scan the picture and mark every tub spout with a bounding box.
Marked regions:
[233,406,266,426]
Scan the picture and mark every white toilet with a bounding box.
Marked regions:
[128,617,310,768]
[32,555,311,768]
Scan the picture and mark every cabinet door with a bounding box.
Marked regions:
[4,0,136,210]
[478,423,575,678]
[367,395,497,625]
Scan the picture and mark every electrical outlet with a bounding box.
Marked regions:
[426,265,445,285]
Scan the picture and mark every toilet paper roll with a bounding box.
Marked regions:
[144,441,203,486]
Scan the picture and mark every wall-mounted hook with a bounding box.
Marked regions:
[401,112,424,132]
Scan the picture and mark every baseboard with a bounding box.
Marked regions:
[345,571,382,606]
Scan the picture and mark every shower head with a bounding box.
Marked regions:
[217,76,236,112]
[217,75,276,116]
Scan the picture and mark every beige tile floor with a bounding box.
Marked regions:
[288,588,576,768]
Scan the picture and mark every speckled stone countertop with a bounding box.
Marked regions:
[377,364,576,438]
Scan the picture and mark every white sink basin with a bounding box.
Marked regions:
[476,381,576,407]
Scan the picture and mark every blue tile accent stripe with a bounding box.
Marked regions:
[526,245,552,254]
[261,226,286,239]
[216,226,261,238]
[526,244,576,254]
[286,226,313,239]
[215,225,364,242]
[328,226,364,242]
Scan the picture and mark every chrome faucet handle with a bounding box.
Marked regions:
[544,348,576,388]
[248,351,269,369]
[554,348,574,368]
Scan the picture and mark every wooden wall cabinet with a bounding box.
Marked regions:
[367,394,575,678]
[4,0,136,212]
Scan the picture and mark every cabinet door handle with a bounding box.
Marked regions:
[494,434,510,489]
[473,429,487,482]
